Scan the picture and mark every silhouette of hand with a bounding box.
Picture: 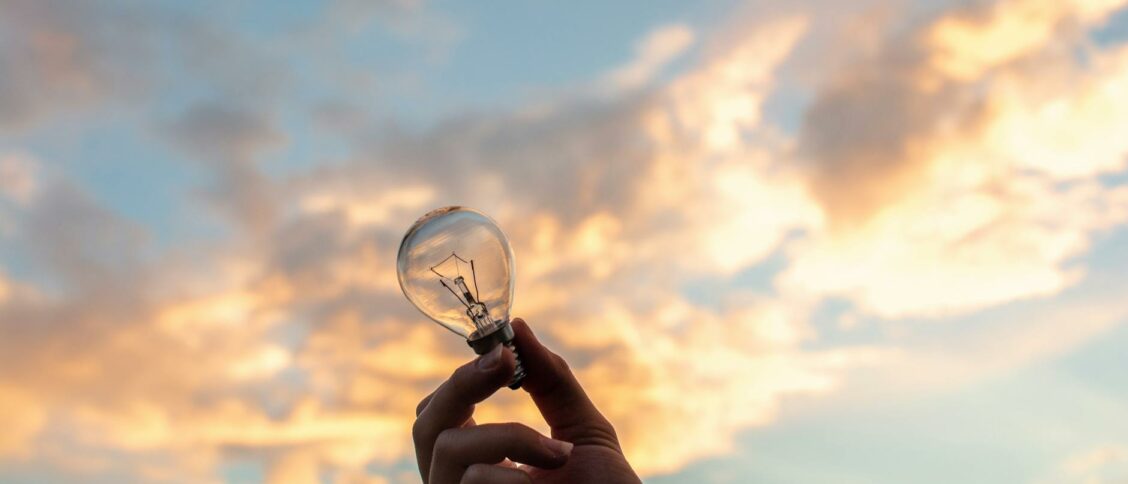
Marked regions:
[412,318,641,484]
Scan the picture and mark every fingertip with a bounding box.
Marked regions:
[509,318,564,388]
[511,318,530,339]
[510,318,547,356]
[522,431,571,470]
[441,347,516,407]
[540,436,573,461]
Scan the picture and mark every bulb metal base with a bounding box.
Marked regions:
[467,320,527,390]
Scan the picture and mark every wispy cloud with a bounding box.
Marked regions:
[603,24,696,91]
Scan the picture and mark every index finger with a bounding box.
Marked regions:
[510,319,620,449]
[413,344,516,482]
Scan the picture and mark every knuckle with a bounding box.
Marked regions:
[449,365,476,394]
[601,419,621,441]
[411,418,428,446]
[492,422,539,447]
[552,353,570,373]
[500,421,532,437]
[415,395,432,417]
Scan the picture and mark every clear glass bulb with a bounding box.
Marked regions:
[396,206,525,388]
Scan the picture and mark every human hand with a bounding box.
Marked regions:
[412,318,641,484]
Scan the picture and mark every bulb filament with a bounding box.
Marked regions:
[431,252,495,336]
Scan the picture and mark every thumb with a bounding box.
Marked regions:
[510,318,621,449]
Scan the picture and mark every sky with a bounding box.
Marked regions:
[1,0,1128,483]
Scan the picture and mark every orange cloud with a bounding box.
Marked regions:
[784,0,1128,318]
[928,0,1127,80]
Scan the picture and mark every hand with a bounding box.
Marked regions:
[412,318,642,484]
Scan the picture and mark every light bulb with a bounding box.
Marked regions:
[396,206,526,389]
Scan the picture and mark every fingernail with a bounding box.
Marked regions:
[541,437,573,457]
[477,344,503,371]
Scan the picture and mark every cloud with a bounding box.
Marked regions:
[927,0,1127,81]
[0,174,427,480]
[558,298,885,474]
[840,278,1128,403]
[325,0,427,31]
[983,44,1128,179]
[0,0,155,131]
[163,103,286,234]
[1,163,149,291]
[280,14,876,475]
[0,11,858,480]
[0,153,39,205]
[0,0,292,139]
[3,0,1128,482]
[782,0,1128,318]
[604,24,696,91]
[299,185,436,229]
[800,0,1128,225]
[1044,444,1128,484]
[0,153,39,238]
[0,383,45,458]
[780,177,1128,318]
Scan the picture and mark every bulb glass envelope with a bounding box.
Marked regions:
[397,207,516,339]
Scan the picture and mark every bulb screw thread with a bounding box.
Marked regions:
[467,320,526,390]
[504,340,526,390]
